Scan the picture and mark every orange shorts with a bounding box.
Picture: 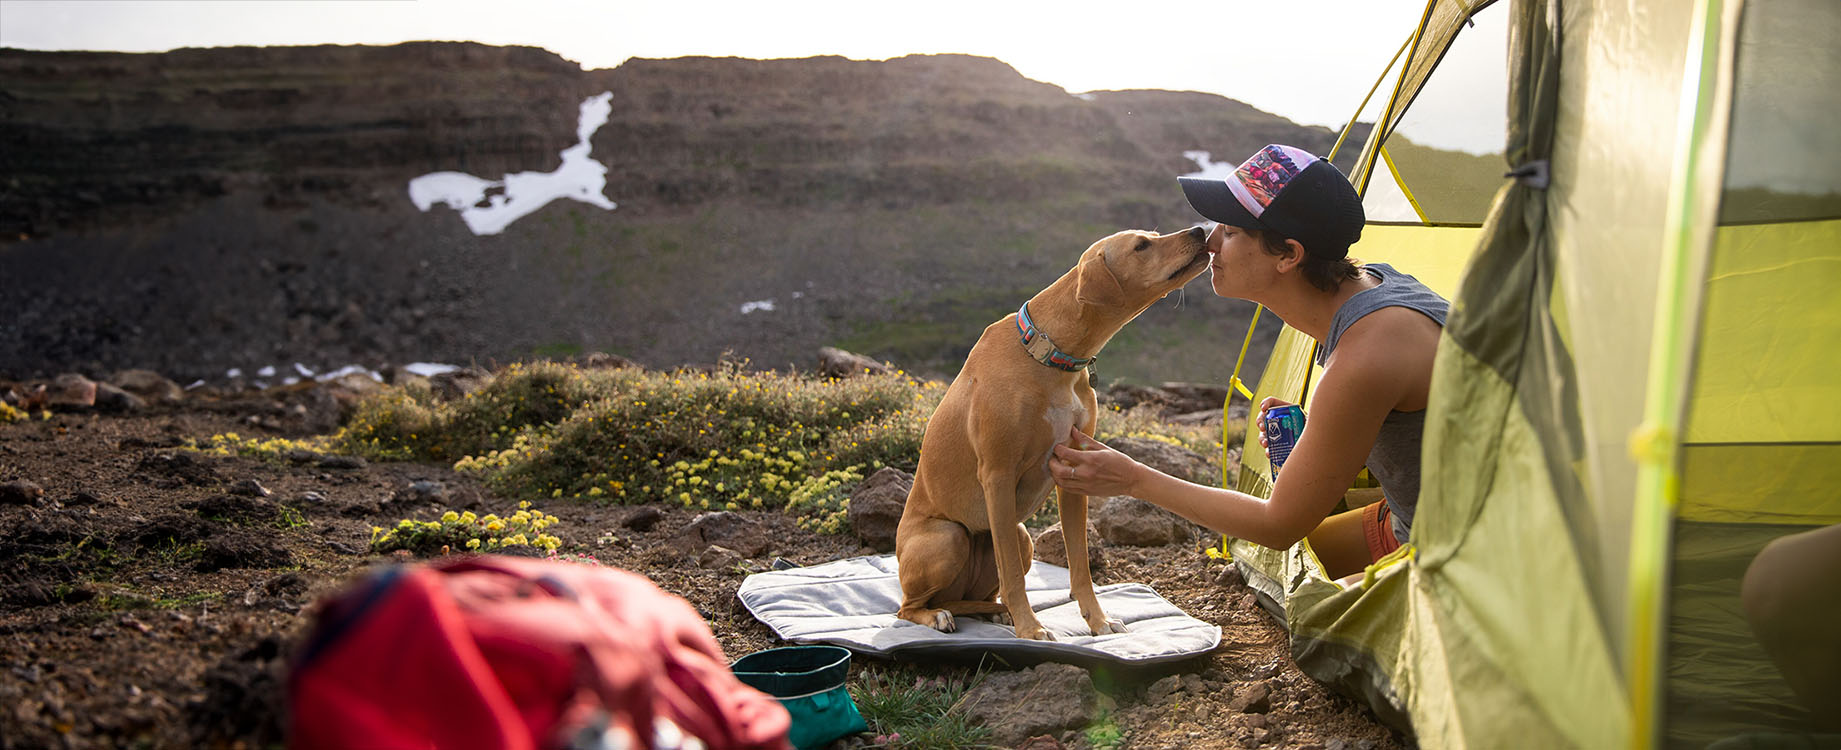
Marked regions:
[1362,500,1403,562]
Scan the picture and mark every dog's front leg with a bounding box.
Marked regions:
[1059,488,1125,635]
[982,471,1053,641]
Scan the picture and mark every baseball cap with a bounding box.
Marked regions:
[1179,144,1365,259]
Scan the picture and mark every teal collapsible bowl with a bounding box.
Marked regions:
[731,645,868,750]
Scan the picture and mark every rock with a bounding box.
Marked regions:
[318,455,367,470]
[428,367,493,402]
[1108,437,1213,484]
[1180,673,1205,694]
[110,369,184,403]
[960,664,1099,748]
[297,491,328,504]
[1157,382,1233,412]
[1213,565,1245,588]
[1032,522,1105,572]
[1093,496,1193,547]
[227,479,272,498]
[846,467,911,551]
[1016,736,1066,750]
[697,545,744,570]
[1098,383,1172,412]
[45,373,97,411]
[403,480,447,504]
[93,382,146,413]
[816,347,893,378]
[1147,674,1182,703]
[320,372,384,416]
[1166,409,1223,427]
[65,490,105,505]
[0,480,45,506]
[621,505,663,531]
[1227,681,1272,714]
[578,351,643,370]
[677,511,770,558]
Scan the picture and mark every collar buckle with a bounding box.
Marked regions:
[1016,303,1095,373]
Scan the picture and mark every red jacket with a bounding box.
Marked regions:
[290,555,790,750]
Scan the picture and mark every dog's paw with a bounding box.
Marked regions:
[1091,617,1127,636]
[929,610,957,633]
[1015,624,1057,641]
[991,611,1012,626]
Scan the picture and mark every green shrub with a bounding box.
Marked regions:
[334,358,1240,538]
[451,366,942,521]
[369,502,563,556]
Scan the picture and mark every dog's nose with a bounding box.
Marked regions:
[1186,225,1207,241]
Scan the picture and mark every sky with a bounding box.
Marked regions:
[0,0,1467,137]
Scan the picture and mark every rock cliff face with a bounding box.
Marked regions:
[0,42,1351,382]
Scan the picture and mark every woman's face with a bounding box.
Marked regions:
[1206,222,1267,299]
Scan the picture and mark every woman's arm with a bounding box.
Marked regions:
[1050,308,1426,548]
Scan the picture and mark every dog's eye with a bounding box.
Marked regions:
[1132,239,1151,252]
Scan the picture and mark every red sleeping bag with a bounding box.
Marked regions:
[289,555,791,750]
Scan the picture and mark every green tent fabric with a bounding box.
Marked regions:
[1215,0,1841,747]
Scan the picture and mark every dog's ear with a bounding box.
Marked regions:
[1076,252,1129,308]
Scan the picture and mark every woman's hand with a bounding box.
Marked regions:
[1255,397,1298,458]
[1049,426,1144,497]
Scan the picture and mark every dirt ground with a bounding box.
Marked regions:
[0,404,1408,750]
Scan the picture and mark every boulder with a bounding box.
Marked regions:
[321,371,384,414]
[676,511,770,558]
[817,347,892,378]
[110,369,184,404]
[0,480,45,506]
[847,467,911,551]
[960,664,1100,747]
[45,373,97,411]
[621,505,663,531]
[428,367,493,402]
[1167,409,1224,427]
[1158,381,1233,413]
[1097,383,1173,412]
[578,351,644,370]
[1031,521,1105,572]
[1109,436,1213,484]
[93,382,145,413]
[1093,495,1193,547]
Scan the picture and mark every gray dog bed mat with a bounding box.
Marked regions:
[737,555,1221,668]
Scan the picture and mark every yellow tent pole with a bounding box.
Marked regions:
[1627,0,1730,745]
[1330,33,1414,168]
[1227,305,1264,404]
[1379,145,1431,223]
[1355,0,1439,195]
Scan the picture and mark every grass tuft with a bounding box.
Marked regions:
[330,358,1229,536]
[851,664,992,749]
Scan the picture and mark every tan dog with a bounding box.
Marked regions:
[894,227,1211,640]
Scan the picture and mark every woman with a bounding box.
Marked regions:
[1049,144,1449,579]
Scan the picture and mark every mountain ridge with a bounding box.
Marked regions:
[1,42,1358,383]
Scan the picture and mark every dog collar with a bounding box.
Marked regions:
[1016,302,1095,372]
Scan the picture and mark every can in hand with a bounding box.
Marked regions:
[1263,404,1306,478]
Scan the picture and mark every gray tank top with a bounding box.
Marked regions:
[1313,263,1449,544]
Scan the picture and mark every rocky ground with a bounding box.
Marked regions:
[0,371,1407,750]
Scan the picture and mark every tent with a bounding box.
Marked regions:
[1215,0,1841,747]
